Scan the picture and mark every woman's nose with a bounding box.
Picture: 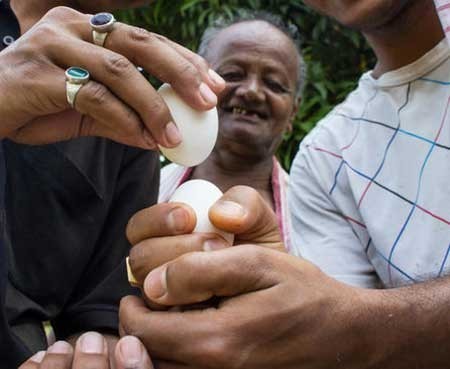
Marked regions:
[235,77,265,102]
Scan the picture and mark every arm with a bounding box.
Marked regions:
[1,4,224,147]
[120,183,450,369]
[121,247,450,369]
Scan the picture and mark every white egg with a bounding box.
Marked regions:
[169,179,234,245]
[158,84,218,167]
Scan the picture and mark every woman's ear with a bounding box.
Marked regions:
[285,122,293,134]
[287,97,301,132]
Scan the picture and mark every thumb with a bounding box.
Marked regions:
[209,186,284,251]
[115,336,154,369]
[143,245,283,306]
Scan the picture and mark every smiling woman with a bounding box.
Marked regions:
[159,10,306,251]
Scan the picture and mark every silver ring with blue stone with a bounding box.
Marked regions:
[90,12,116,47]
[65,67,90,108]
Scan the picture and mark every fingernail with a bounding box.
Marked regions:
[144,266,167,300]
[48,341,72,354]
[167,207,188,233]
[208,69,225,86]
[143,130,156,149]
[30,351,46,363]
[119,336,144,367]
[203,238,228,251]
[164,121,182,146]
[80,332,105,354]
[214,200,246,218]
[199,82,218,105]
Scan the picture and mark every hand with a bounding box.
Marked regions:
[120,247,375,369]
[0,6,224,147]
[19,332,153,369]
[126,185,285,292]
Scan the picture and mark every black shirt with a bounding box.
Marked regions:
[0,5,159,367]
[4,138,159,359]
[0,0,19,52]
[0,2,27,367]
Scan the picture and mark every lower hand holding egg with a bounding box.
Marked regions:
[125,184,284,306]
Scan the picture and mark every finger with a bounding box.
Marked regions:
[129,233,230,285]
[73,332,110,369]
[45,8,220,110]
[143,245,281,306]
[39,341,74,369]
[48,37,180,149]
[18,351,46,369]
[115,336,154,369]
[75,83,156,149]
[126,203,197,245]
[11,92,156,150]
[209,186,284,250]
[77,114,156,150]
[105,24,220,110]
[147,35,226,94]
[119,296,216,364]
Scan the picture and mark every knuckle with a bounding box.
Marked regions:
[20,58,49,81]
[152,32,168,43]
[242,244,270,265]
[119,307,134,336]
[32,22,59,43]
[239,185,260,202]
[129,243,145,267]
[103,54,133,79]
[86,82,110,107]
[121,107,141,135]
[44,6,77,21]
[128,26,154,44]
[126,213,139,244]
[193,54,210,71]
[198,332,236,368]
[178,61,201,86]
[145,100,170,127]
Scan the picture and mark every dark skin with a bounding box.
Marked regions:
[303,0,444,77]
[120,1,450,368]
[190,20,300,209]
[3,0,224,147]
[6,0,222,367]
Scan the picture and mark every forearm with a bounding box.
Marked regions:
[361,276,450,369]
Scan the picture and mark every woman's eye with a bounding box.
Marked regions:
[266,79,288,93]
[221,72,243,82]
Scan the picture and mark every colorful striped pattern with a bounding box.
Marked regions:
[436,0,450,42]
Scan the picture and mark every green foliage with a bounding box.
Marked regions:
[116,0,376,170]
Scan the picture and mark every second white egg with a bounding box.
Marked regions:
[169,179,234,245]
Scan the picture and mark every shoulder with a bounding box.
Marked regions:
[293,75,375,172]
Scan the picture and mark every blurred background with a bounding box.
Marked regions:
[116,0,376,170]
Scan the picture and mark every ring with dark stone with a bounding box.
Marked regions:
[90,12,116,47]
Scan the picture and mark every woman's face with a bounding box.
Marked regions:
[206,20,300,159]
